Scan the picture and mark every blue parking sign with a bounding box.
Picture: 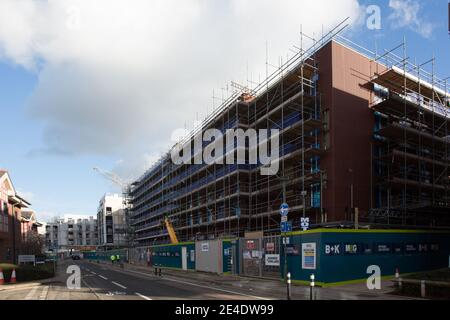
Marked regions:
[281,221,292,232]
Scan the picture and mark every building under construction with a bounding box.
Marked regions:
[129,24,449,247]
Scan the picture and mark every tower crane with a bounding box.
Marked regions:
[93,167,127,188]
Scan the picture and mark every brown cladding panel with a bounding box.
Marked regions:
[317,41,382,222]
[314,42,334,221]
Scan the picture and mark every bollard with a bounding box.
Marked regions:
[286,272,292,300]
[154,267,158,276]
[395,268,402,292]
[421,280,426,298]
[310,274,315,301]
[159,267,162,277]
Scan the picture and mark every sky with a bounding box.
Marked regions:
[0,0,449,222]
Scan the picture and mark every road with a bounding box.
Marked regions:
[0,260,274,300]
[76,260,274,300]
[0,259,419,300]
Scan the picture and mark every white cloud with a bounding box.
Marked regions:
[388,0,434,38]
[35,211,58,223]
[16,189,35,202]
[0,0,362,180]
[62,214,96,221]
[36,212,94,223]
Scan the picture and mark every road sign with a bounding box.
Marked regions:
[18,255,36,266]
[266,242,275,252]
[265,254,280,266]
[300,217,310,231]
[246,240,256,250]
[281,215,288,223]
[281,221,292,233]
[280,203,289,216]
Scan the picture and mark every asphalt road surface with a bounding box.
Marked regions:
[0,260,417,300]
[79,260,277,300]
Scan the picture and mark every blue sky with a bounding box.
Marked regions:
[0,0,448,222]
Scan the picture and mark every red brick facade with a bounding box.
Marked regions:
[0,171,29,263]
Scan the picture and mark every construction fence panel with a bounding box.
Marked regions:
[195,240,223,273]
[129,246,152,266]
[95,249,129,262]
[239,238,263,277]
[262,235,281,279]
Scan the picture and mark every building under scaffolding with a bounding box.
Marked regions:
[129,24,449,246]
[367,45,450,227]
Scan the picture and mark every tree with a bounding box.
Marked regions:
[21,232,45,255]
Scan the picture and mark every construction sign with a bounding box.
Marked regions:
[302,243,317,270]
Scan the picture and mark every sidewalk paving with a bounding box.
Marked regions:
[0,260,101,300]
[0,277,60,292]
[0,263,64,292]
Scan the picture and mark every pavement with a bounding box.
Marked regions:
[0,261,96,300]
[0,259,421,300]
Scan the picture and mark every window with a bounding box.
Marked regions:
[311,156,320,174]
[4,211,8,232]
[311,183,321,208]
[207,209,213,223]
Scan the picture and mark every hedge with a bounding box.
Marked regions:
[0,262,55,283]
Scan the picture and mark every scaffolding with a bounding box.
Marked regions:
[129,21,450,246]
[129,20,349,245]
[355,37,450,227]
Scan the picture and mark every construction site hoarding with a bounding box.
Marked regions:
[195,240,223,274]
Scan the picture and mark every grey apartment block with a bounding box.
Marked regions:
[45,216,98,250]
[97,194,127,249]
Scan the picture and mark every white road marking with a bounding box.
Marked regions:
[162,277,272,300]
[82,278,102,300]
[98,275,108,280]
[135,292,152,300]
[39,286,49,300]
[91,272,97,275]
[111,281,127,289]
[24,287,38,300]
[123,269,272,300]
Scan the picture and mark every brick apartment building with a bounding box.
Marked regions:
[20,209,43,241]
[0,170,31,263]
